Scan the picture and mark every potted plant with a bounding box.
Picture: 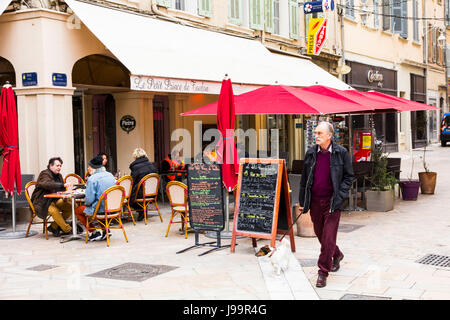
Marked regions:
[418,144,437,194]
[365,140,397,211]
[398,153,421,201]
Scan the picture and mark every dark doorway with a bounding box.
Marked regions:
[153,96,170,171]
[72,93,85,177]
[92,94,117,174]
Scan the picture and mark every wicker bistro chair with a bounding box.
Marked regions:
[64,173,85,185]
[115,175,136,225]
[24,181,53,239]
[85,185,128,247]
[165,181,189,239]
[133,173,162,225]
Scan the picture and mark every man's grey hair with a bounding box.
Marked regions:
[317,121,335,136]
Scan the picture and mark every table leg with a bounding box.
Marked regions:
[60,197,82,243]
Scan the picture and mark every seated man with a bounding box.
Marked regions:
[75,155,117,241]
[31,157,74,237]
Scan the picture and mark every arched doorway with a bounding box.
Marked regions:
[72,54,130,176]
[0,56,16,86]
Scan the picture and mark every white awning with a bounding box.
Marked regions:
[0,0,11,15]
[65,0,352,94]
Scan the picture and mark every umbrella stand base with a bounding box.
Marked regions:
[60,234,83,243]
[205,231,244,239]
[0,230,37,239]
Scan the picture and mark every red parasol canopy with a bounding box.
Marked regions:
[181,85,367,116]
[362,91,439,111]
[215,79,238,190]
[0,85,21,196]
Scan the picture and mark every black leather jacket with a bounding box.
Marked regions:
[299,141,354,214]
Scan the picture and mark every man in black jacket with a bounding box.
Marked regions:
[129,148,157,221]
[298,121,354,288]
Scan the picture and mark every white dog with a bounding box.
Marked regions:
[268,238,292,276]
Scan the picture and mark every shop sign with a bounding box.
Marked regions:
[52,73,67,87]
[307,18,328,56]
[304,0,334,14]
[130,75,260,95]
[120,115,136,134]
[367,70,384,87]
[22,73,38,87]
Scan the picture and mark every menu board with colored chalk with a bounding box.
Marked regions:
[187,163,225,232]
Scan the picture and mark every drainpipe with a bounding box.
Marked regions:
[150,0,188,25]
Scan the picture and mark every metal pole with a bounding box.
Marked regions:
[224,187,230,233]
[12,192,16,232]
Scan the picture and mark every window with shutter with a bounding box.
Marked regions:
[273,0,280,34]
[392,0,402,34]
[249,0,264,30]
[198,0,212,17]
[157,0,172,8]
[361,0,367,25]
[176,0,185,10]
[400,0,408,38]
[373,0,380,29]
[345,0,354,19]
[289,0,298,39]
[432,27,437,63]
[427,24,433,63]
[229,0,242,25]
[265,0,274,33]
[382,0,390,31]
[413,0,419,42]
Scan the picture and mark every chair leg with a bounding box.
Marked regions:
[165,211,175,237]
[44,220,49,240]
[118,216,128,243]
[127,203,136,225]
[183,212,188,239]
[105,219,110,247]
[154,200,163,223]
[85,217,90,243]
[25,214,34,237]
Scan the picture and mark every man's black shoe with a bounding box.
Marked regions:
[47,225,60,237]
[331,253,344,272]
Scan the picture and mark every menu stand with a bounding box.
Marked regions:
[176,230,233,256]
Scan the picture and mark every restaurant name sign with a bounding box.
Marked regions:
[130,75,260,95]
[367,70,384,87]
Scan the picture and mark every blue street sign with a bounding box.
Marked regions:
[52,73,67,87]
[22,72,38,87]
[304,0,334,14]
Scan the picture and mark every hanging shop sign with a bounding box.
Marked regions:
[304,0,334,14]
[120,115,136,134]
[307,18,328,56]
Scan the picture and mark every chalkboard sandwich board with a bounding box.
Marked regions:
[177,163,229,256]
[187,163,225,232]
[230,158,295,253]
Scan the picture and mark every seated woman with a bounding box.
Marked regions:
[75,155,116,241]
[129,148,157,221]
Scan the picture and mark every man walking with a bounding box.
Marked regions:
[299,121,354,288]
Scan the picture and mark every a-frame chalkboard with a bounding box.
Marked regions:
[230,158,295,253]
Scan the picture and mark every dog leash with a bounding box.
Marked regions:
[279,207,304,242]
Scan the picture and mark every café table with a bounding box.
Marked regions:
[44,190,85,243]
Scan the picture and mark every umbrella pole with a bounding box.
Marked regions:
[0,187,37,239]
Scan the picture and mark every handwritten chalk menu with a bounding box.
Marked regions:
[231,158,296,253]
[187,163,225,232]
[236,162,279,234]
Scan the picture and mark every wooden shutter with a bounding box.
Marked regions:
[228,0,242,25]
[392,0,402,34]
[382,0,390,31]
[198,0,212,17]
[373,0,380,29]
[427,24,433,63]
[345,0,354,18]
[289,0,299,39]
[265,0,274,33]
[250,0,264,30]
[157,0,172,8]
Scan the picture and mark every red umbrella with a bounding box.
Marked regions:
[0,84,21,196]
[215,79,238,191]
[181,85,366,116]
[363,91,439,111]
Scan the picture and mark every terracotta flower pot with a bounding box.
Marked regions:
[418,172,437,194]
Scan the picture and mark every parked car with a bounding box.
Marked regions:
[441,112,450,147]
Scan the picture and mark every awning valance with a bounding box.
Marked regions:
[0,0,11,16]
[65,0,352,94]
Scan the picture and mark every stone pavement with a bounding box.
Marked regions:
[0,143,449,300]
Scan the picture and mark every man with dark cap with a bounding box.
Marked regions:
[298,121,354,288]
[75,155,116,241]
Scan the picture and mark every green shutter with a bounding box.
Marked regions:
[289,0,299,39]
[249,0,264,30]
[198,0,212,17]
[157,0,172,8]
[265,0,274,33]
[228,0,242,25]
